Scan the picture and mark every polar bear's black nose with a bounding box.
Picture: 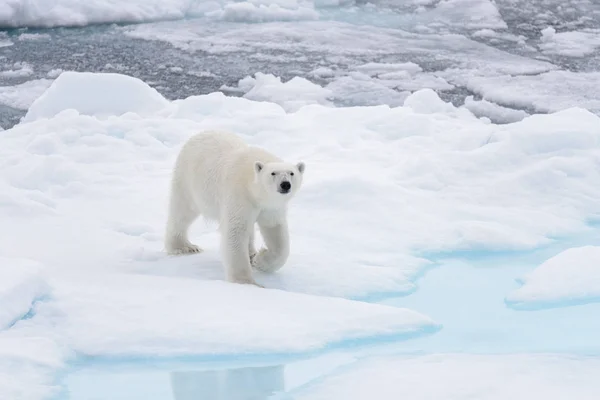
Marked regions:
[280,181,291,192]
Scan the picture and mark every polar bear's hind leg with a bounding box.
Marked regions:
[164,180,203,255]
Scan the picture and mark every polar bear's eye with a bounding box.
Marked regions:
[290,172,294,176]
[271,172,276,176]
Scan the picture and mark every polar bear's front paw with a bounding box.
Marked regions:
[251,248,283,273]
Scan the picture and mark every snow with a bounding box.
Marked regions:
[2,69,600,398]
[0,257,48,330]
[506,246,600,310]
[465,71,600,114]
[539,27,600,57]
[23,71,170,122]
[291,354,600,400]
[35,273,438,357]
[0,79,54,110]
[0,335,65,400]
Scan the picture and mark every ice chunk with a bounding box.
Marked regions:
[0,79,54,110]
[325,74,410,107]
[462,96,529,124]
[403,88,472,117]
[354,62,423,76]
[17,32,51,41]
[39,274,439,357]
[23,71,170,122]
[0,257,48,330]
[292,354,600,400]
[214,1,319,22]
[0,62,34,78]
[226,72,333,112]
[426,0,507,30]
[464,71,600,114]
[539,27,600,58]
[506,246,600,310]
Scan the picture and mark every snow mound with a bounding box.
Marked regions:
[225,72,333,112]
[23,71,170,122]
[37,274,438,357]
[506,246,600,310]
[0,257,49,330]
[403,88,472,117]
[292,354,600,400]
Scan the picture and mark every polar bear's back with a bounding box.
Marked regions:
[171,131,245,218]
[171,130,281,221]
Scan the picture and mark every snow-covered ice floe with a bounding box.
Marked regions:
[539,27,600,58]
[0,257,49,330]
[290,354,600,400]
[506,246,600,310]
[0,0,510,29]
[464,70,600,114]
[0,0,201,28]
[1,70,600,398]
[0,79,54,111]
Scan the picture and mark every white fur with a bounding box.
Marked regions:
[164,130,305,286]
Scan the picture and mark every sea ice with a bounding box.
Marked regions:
[0,257,48,330]
[2,72,600,289]
[0,334,65,400]
[291,354,600,400]
[23,71,170,122]
[0,62,34,78]
[225,72,333,112]
[213,1,319,22]
[0,0,200,28]
[0,79,54,110]
[0,63,598,399]
[462,95,529,124]
[506,246,600,310]
[539,27,600,58]
[33,273,438,357]
[125,20,556,76]
[463,70,600,114]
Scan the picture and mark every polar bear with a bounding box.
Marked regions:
[164,130,305,286]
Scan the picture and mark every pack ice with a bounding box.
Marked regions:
[1,70,600,399]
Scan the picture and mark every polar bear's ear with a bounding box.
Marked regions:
[254,161,264,174]
[296,162,306,174]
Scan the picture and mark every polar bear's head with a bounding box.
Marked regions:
[254,161,305,203]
